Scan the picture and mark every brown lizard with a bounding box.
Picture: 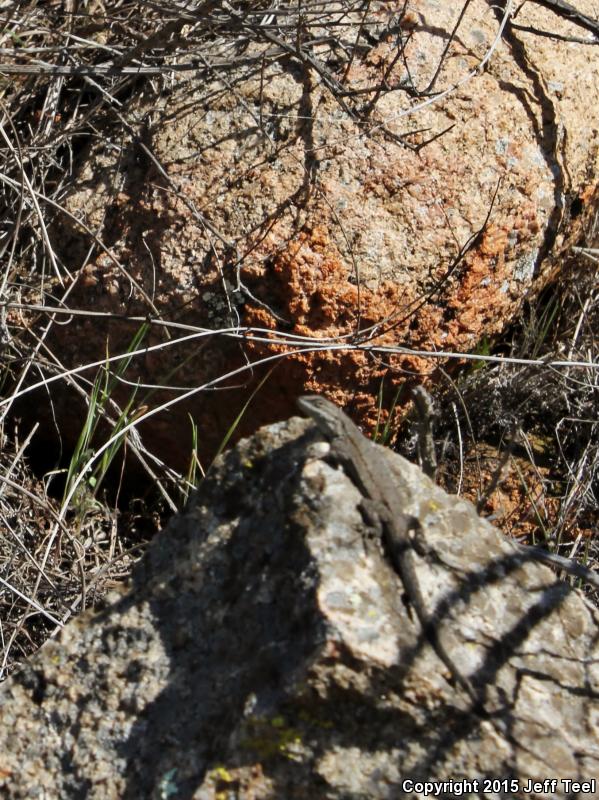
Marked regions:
[297,394,482,707]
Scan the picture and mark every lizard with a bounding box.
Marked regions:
[297,394,483,709]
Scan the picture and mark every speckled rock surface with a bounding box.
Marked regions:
[17,0,598,465]
[1,416,598,798]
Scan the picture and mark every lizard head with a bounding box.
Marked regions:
[296,394,348,439]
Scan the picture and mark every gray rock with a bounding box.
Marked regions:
[1,416,598,798]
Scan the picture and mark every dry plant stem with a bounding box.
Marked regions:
[476,426,518,514]
[452,402,465,496]
[0,575,62,628]
[1,304,598,381]
[0,173,162,317]
[516,545,599,591]
[0,113,63,284]
[0,422,38,496]
[424,0,473,94]
[9,60,199,75]
[0,100,25,298]
[53,542,147,631]
[530,0,599,37]
[369,0,514,132]
[439,366,484,498]
[1,515,57,592]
